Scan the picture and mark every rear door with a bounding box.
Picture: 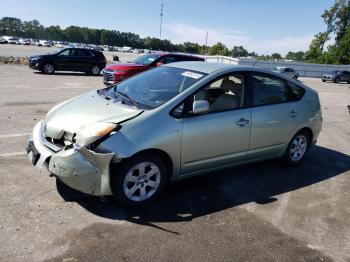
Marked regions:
[341,71,350,81]
[248,73,302,160]
[71,49,93,71]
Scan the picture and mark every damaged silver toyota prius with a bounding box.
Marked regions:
[27,62,322,207]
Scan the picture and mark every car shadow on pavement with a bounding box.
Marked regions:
[57,145,350,233]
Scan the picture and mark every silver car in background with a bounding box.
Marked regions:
[27,62,322,207]
[322,70,350,83]
[272,67,299,80]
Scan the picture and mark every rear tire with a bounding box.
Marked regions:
[322,79,326,82]
[110,153,168,207]
[283,130,310,165]
[335,77,340,83]
[89,65,101,76]
[41,63,55,74]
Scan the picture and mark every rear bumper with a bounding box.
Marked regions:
[27,121,115,196]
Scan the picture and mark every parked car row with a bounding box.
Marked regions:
[0,35,148,54]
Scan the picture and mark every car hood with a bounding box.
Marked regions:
[105,63,150,71]
[43,90,143,139]
[29,55,45,59]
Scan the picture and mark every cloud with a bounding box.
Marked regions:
[164,22,313,55]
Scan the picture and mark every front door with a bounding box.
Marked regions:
[55,49,75,70]
[180,73,251,174]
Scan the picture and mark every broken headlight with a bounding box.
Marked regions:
[74,122,118,148]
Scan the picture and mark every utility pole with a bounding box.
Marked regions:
[205,30,208,54]
[205,30,208,46]
[159,0,164,39]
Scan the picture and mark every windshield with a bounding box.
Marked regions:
[103,66,207,109]
[330,70,340,74]
[132,54,161,65]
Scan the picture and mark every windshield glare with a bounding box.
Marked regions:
[132,54,161,65]
[105,66,206,109]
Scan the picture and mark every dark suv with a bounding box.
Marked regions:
[29,48,106,75]
[322,70,350,83]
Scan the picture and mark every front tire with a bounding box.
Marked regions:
[335,77,340,83]
[110,153,168,207]
[283,131,310,165]
[41,63,55,74]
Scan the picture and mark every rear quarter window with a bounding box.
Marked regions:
[286,81,305,100]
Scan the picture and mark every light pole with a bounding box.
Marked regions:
[159,0,164,39]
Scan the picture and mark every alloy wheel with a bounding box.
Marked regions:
[44,64,54,74]
[123,162,161,202]
[91,65,100,75]
[289,135,307,161]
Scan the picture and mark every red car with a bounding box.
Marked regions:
[102,52,204,85]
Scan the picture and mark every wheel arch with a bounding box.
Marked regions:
[111,148,174,182]
[295,127,313,147]
[40,60,56,69]
[131,149,174,181]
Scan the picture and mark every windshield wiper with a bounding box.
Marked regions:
[117,90,140,109]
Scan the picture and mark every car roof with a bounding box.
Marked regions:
[165,61,272,74]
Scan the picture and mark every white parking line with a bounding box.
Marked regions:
[0,151,27,158]
[0,133,31,138]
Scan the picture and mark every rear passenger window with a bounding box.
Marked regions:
[251,74,294,106]
[160,57,176,64]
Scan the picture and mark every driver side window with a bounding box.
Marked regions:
[58,49,71,56]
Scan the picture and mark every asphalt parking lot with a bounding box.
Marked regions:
[0,64,349,262]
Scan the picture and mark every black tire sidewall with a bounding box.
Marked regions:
[283,131,310,165]
[110,153,168,207]
[42,63,55,74]
[90,65,100,75]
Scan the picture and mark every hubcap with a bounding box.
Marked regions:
[123,162,161,202]
[290,135,307,161]
[91,66,100,75]
[44,64,54,73]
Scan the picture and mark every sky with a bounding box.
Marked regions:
[0,0,336,55]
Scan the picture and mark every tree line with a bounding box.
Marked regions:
[305,0,350,64]
[1,16,307,60]
[2,7,347,65]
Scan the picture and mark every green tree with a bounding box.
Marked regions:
[0,17,23,36]
[209,42,229,56]
[285,51,305,61]
[231,45,248,57]
[271,53,282,60]
[305,32,330,63]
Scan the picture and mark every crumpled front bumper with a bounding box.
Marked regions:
[27,121,115,196]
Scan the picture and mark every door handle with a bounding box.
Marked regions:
[289,110,298,118]
[236,118,250,127]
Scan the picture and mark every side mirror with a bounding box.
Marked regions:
[156,61,164,67]
[192,100,209,115]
